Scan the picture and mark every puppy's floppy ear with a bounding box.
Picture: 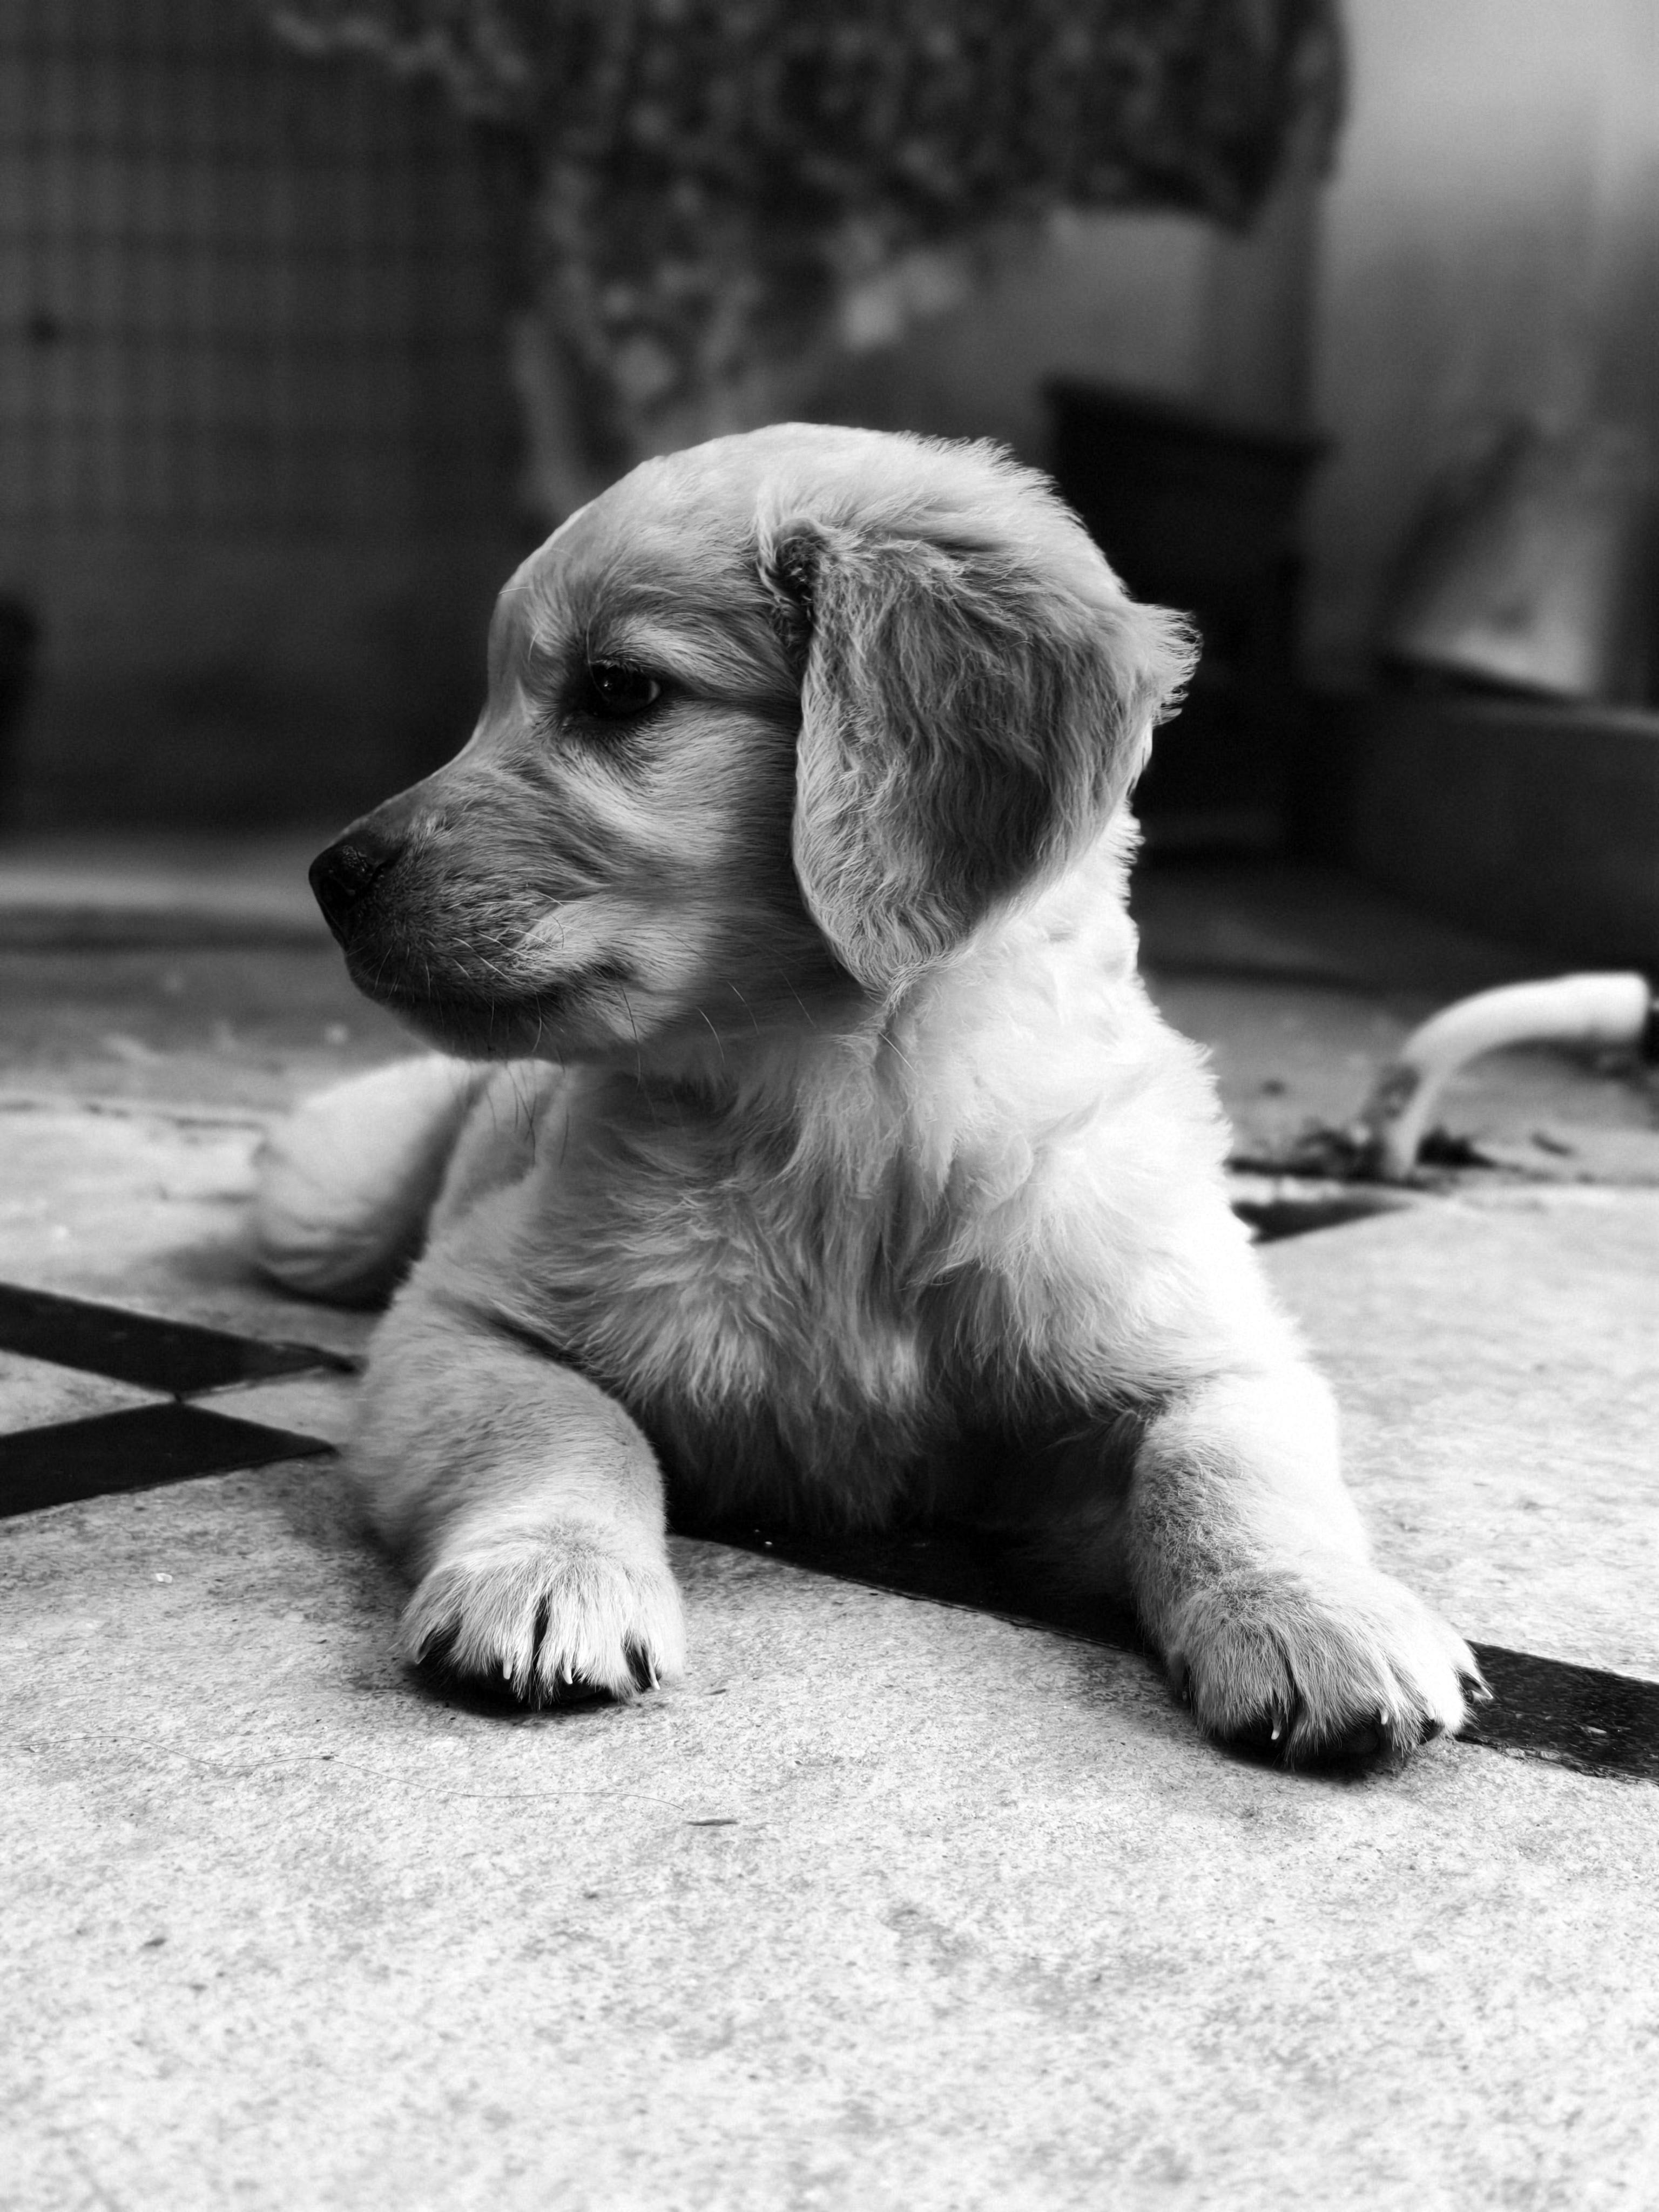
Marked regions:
[760,494,1195,992]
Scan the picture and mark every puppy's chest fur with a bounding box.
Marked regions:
[464,1076,1011,1525]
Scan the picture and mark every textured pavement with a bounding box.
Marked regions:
[2,853,1657,2211]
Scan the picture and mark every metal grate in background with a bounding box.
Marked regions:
[0,0,515,543]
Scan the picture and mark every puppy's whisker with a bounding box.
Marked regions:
[877,1030,919,1084]
[726,981,762,1035]
[510,1062,538,1164]
[773,968,818,1029]
[616,983,655,1117]
[690,1006,729,1065]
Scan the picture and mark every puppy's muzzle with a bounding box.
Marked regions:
[311,831,404,948]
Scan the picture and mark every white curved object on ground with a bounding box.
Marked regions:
[1359,972,1655,1181]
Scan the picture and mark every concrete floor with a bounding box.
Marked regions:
[2,846,1657,2211]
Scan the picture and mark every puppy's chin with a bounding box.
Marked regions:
[348,965,599,1062]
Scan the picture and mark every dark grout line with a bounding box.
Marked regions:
[680,1514,1148,1653]
[0,1401,332,1518]
[0,1280,356,1394]
[1463,1644,1659,1784]
[1234,1190,1407,1242]
[0,1284,1651,1784]
[689,1519,1659,1784]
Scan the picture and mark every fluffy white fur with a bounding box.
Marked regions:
[255,424,1479,1762]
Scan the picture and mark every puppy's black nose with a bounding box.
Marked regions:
[309,833,402,944]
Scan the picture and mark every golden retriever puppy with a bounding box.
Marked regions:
[256,424,1479,1762]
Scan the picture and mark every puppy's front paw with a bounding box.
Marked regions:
[1168,1560,1483,1765]
[403,1526,686,1706]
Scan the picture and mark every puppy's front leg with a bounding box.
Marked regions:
[1126,1357,1481,1761]
[350,1275,684,1704]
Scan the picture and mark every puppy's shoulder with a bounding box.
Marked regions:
[898,852,1279,1385]
[902,839,1229,1189]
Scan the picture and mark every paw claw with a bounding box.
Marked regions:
[402,1528,685,1710]
[1169,1562,1473,1770]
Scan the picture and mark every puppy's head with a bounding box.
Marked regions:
[312,426,1193,1061]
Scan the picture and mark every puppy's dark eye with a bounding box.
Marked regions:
[579,661,662,721]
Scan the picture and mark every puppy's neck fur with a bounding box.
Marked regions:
[618,817,1147,1212]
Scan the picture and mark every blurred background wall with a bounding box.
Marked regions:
[0,0,1654,841]
[834,0,1658,688]
[1305,0,1659,686]
[0,0,524,828]
[818,153,1321,457]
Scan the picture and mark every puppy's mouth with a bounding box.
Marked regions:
[348,961,625,1058]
